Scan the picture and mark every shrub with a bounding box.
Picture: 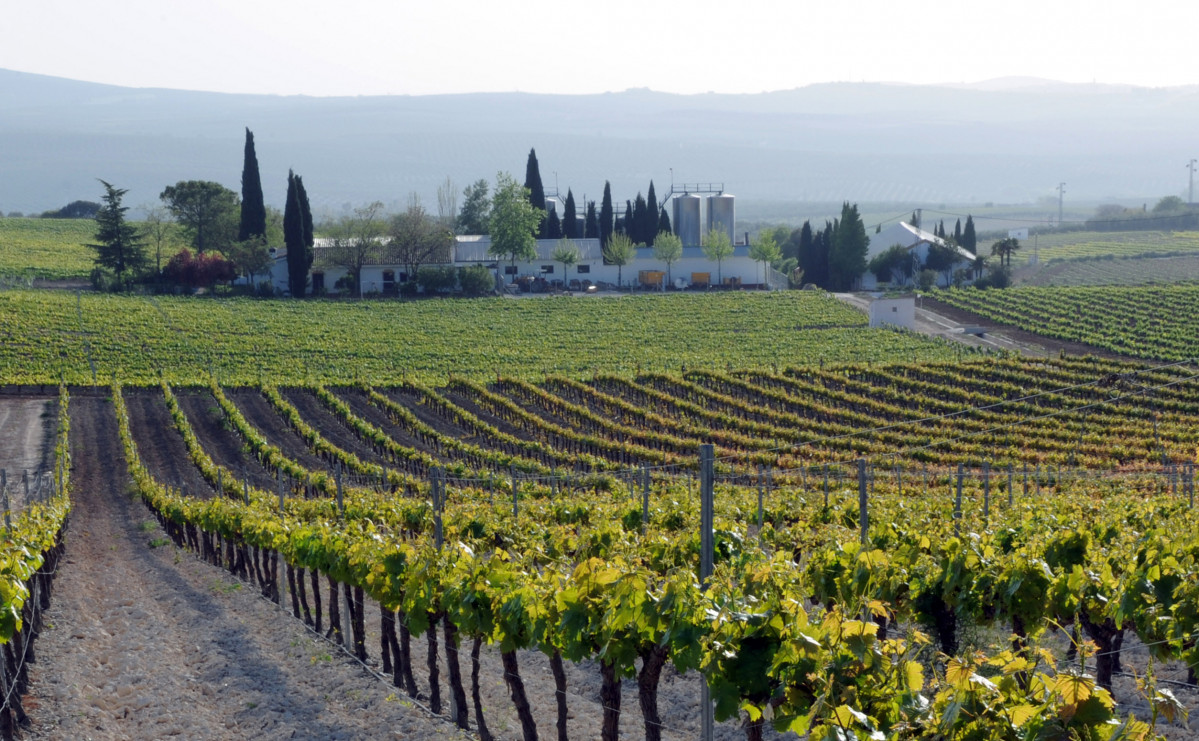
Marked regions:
[916,269,938,291]
[458,265,494,296]
[417,265,457,293]
[163,249,237,289]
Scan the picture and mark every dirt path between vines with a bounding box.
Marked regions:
[26,394,471,740]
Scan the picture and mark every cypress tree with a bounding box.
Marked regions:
[953,218,962,244]
[524,148,547,238]
[829,202,868,291]
[585,201,599,239]
[563,189,578,239]
[632,193,648,245]
[238,127,266,242]
[657,207,671,236]
[620,202,633,238]
[962,215,977,254]
[284,170,306,297]
[546,208,562,239]
[644,182,658,245]
[297,176,313,250]
[599,182,614,247]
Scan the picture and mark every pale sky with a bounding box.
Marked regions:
[4,0,1198,96]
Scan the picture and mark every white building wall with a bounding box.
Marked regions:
[868,297,916,329]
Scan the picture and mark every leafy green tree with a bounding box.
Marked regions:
[1153,195,1186,213]
[748,230,781,286]
[828,202,868,290]
[160,180,240,253]
[602,232,635,287]
[868,244,915,285]
[701,226,734,285]
[142,204,175,277]
[457,179,491,235]
[652,230,682,287]
[43,200,101,219]
[552,238,581,280]
[225,235,273,287]
[924,241,960,287]
[488,172,542,265]
[435,176,458,230]
[238,128,266,242]
[88,180,148,289]
[562,189,578,239]
[324,201,387,298]
[391,196,454,279]
[961,215,977,254]
[599,181,614,247]
[523,148,547,237]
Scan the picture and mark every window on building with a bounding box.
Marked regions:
[504,265,518,275]
[382,270,395,294]
[311,272,325,292]
[577,264,590,274]
[542,265,554,274]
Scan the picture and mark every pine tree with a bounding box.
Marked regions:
[962,215,977,254]
[599,182,614,247]
[89,179,148,289]
[238,127,266,242]
[644,182,658,245]
[657,207,671,236]
[524,148,547,238]
[284,171,305,297]
[585,201,599,239]
[562,189,578,239]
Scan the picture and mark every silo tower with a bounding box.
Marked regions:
[707,193,735,246]
[673,193,702,247]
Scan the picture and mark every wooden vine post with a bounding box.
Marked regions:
[699,444,715,741]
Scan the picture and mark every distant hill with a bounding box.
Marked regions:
[2,68,1197,220]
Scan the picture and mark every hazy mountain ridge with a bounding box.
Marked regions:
[1,68,1195,217]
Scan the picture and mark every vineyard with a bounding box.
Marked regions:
[5,352,1196,739]
[0,218,103,281]
[1022,255,1199,287]
[1012,231,1199,267]
[0,288,964,385]
[935,285,1199,362]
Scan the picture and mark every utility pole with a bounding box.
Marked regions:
[1057,182,1066,226]
[1188,160,1197,206]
